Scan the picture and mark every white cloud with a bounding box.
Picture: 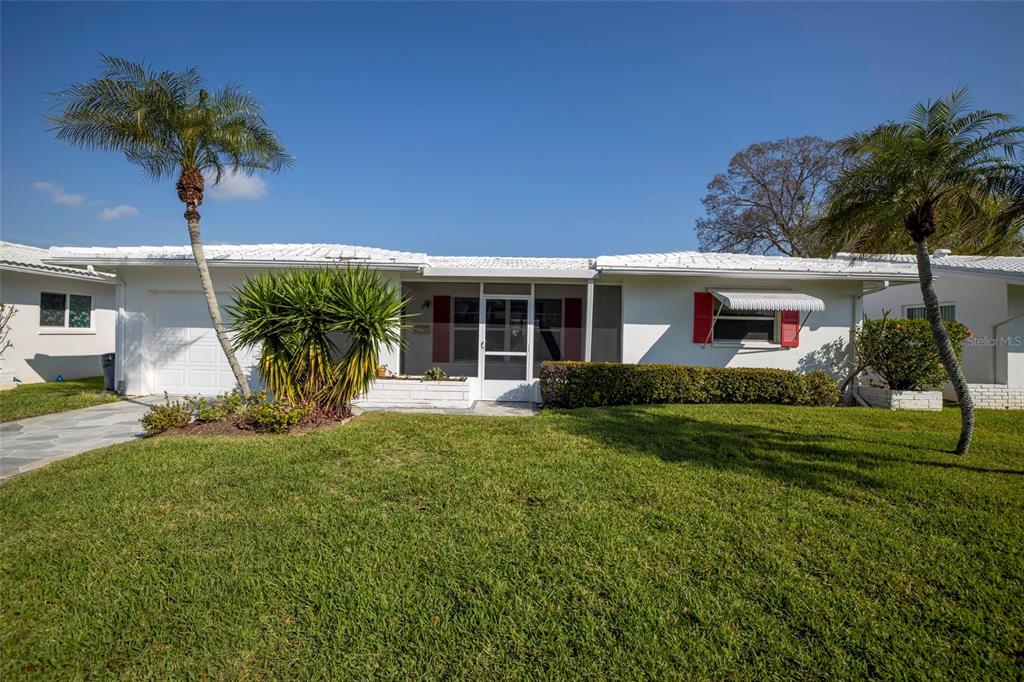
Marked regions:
[205,170,268,200]
[99,204,140,221]
[33,180,86,207]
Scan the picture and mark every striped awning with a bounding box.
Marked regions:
[710,290,825,312]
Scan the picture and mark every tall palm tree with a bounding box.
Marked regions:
[824,88,1024,454]
[48,56,292,396]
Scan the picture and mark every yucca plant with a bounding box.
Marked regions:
[823,87,1024,455]
[229,268,407,416]
[48,56,292,397]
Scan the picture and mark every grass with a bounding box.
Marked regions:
[0,376,117,422]
[1,404,1022,679]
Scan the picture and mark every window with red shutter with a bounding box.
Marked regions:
[693,292,714,344]
[779,310,801,347]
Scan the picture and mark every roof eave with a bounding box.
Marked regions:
[596,266,918,281]
[44,257,425,271]
[0,262,116,283]
[420,267,596,279]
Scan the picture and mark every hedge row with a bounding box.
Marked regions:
[539,361,840,408]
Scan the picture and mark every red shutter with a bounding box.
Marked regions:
[432,295,451,362]
[563,298,583,361]
[780,310,800,348]
[693,292,714,344]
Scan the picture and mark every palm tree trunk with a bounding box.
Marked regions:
[915,239,973,454]
[186,212,252,397]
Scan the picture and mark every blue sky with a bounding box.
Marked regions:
[2,2,1021,256]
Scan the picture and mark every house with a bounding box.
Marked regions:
[0,241,116,383]
[45,243,918,404]
[860,250,1024,408]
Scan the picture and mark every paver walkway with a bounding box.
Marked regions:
[0,398,158,481]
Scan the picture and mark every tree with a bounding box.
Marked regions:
[0,302,16,359]
[48,56,292,396]
[229,268,407,416]
[823,88,1024,455]
[696,136,845,257]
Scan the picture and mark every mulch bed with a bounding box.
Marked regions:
[156,416,352,438]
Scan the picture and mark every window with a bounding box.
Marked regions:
[905,304,955,323]
[713,303,776,342]
[452,297,479,362]
[40,292,92,329]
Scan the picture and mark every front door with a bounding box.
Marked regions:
[480,295,534,401]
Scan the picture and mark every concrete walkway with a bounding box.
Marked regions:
[0,398,157,481]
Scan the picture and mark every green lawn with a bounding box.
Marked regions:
[1,405,1022,679]
[0,376,117,422]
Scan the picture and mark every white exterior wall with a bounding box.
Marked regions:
[620,276,861,376]
[0,269,115,383]
[863,276,1015,385]
[1006,285,1024,386]
[114,265,403,396]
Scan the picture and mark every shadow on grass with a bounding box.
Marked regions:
[550,406,1022,498]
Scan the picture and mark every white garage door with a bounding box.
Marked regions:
[151,292,259,396]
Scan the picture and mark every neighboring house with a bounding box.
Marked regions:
[860,251,1024,406]
[0,241,116,383]
[46,243,918,403]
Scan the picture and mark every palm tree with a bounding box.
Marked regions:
[48,56,292,396]
[824,88,1024,454]
[229,267,407,416]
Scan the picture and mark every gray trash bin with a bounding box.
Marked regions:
[101,353,116,391]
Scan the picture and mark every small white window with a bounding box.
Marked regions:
[39,292,92,329]
[713,302,777,343]
[905,304,955,323]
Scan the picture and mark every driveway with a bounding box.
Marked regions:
[0,398,157,481]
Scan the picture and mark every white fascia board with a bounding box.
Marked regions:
[420,267,597,280]
[596,267,918,281]
[0,263,117,283]
[43,258,424,272]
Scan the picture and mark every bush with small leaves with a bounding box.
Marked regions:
[421,367,449,382]
[539,362,840,409]
[236,400,310,434]
[140,393,193,435]
[856,317,971,390]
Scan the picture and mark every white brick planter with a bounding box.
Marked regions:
[965,384,1024,410]
[858,386,943,411]
[354,377,477,409]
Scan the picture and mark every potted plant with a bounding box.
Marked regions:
[376,364,389,378]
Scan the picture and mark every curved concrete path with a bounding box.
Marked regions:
[0,397,158,481]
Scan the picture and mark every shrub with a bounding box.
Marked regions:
[421,366,448,382]
[236,400,310,434]
[184,389,267,422]
[140,393,192,434]
[539,362,840,409]
[229,267,407,417]
[856,316,971,390]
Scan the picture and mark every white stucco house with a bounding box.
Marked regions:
[861,251,1024,408]
[44,243,919,406]
[0,242,117,383]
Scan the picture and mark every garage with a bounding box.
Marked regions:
[150,292,259,396]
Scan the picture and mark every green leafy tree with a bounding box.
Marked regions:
[47,56,292,396]
[824,88,1024,454]
[229,268,407,416]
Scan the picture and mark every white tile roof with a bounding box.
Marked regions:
[0,241,113,281]
[42,241,926,281]
[838,253,1024,282]
[427,256,592,271]
[47,243,429,267]
[596,251,918,279]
